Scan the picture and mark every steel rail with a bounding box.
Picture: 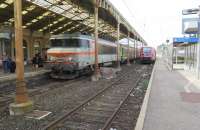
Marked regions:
[101,75,142,130]
[0,76,87,114]
[43,67,137,130]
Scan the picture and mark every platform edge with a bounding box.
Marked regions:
[134,61,157,130]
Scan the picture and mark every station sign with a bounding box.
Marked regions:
[182,8,199,15]
[173,37,199,43]
[182,18,199,34]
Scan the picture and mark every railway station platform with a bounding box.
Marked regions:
[136,58,200,130]
[0,66,50,82]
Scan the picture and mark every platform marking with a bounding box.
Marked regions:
[134,60,157,130]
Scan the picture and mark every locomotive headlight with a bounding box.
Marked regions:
[47,55,53,61]
[68,57,72,61]
[65,56,73,62]
[50,56,56,61]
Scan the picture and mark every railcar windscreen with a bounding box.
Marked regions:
[50,38,89,48]
[143,47,151,53]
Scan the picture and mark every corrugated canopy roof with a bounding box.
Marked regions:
[0,0,146,43]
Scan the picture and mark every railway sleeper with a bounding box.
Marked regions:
[66,116,108,127]
[79,109,113,116]
[75,111,112,118]
[109,122,134,130]
[79,106,115,112]
[89,101,119,107]
[96,95,125,101]
[82,107,114,114]
[55,120,102,130]
[82,104,118,111]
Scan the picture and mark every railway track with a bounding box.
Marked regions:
[101,76,142,130]
[0,64,152,130]
[0,76,88,116]
[43,65,149,130]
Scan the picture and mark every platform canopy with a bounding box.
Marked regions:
[0,0,146,43]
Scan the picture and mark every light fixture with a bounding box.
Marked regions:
[43,12,51,16]
[31,19,38,23]
[0,3,8,8]
[26,22,32,26]
[8,18,14,22]
[5,0,13,4]
[38,29,43,32]
[43,27,48,30]
[37,16,43,20]
[58,17,65,21]
[27,5,36,11]
[22,10,28,15]
[53,21,58,24]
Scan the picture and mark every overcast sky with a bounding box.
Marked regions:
[109,0,200,47]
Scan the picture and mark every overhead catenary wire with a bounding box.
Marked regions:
[120,0,136,20]
[120,0,147,31]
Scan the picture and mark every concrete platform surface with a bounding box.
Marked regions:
[143,59,200,130]
[0,66,50,82]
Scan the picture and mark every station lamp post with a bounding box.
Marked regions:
[92,0,101,81]
[9,0,33,115]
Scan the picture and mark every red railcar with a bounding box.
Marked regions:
[139,47,156,63]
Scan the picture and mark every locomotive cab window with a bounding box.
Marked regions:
[64,39,80,47]
[64,39,90,48]
[50,39,63,47]
[143,48,151,53]
[51,38,89,48]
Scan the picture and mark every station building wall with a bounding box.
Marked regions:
[0,26,50,65]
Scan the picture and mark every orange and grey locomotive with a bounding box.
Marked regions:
[46,34,117,79]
